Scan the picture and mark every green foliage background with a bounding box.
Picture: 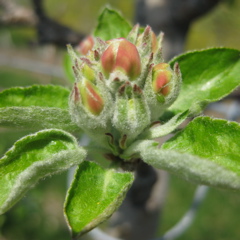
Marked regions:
[1,0,240,239]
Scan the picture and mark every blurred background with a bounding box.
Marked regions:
[0,0,240,239]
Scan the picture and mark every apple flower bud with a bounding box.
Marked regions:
[100,38,141,80]
[77,80,104,116]
[112,83,150,146]
[143,62,181,121]
[152,63,172,96]
[68,24,182,152]
[77,36,94,55]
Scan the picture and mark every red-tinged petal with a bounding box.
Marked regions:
[161,85,170,96]
[78,36,94,55]
[100,43,117,78]
[115,39,141,80]
[153,71,171,96]
[86,82,104,115]
[152,63,172,96]
[78,81,104,115]
[101,38,141,80]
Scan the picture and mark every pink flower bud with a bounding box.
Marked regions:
[77,80,104,115]
[100,38,141,80]
[77,36,94,55]
[152,63,172,96]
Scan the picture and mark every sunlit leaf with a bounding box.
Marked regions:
[0,107,78,132]
[64,161,134,238]
[169,48,240,115]
[0,85,79,132]
[0,129,86,214]
[0,85,70,109]
[123,117,240,190]
[163,117,240,176]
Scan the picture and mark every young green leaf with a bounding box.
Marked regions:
[0,129,86,214]
[64,161,134,239]
[122,117,240,190]
[0,85,70,108]
[0,85,79,132]
[169,48,240,115]
[163,116,240,175]
[0,107,78,132]
[94,7,132,40]
[140,110,189,139]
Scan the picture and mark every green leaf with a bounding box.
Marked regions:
[140,110,189,139]
[122,117,240,190]
[0,129,86,214]
[94,7,132,40]
[64,161,134,238]
[0,107,78,132]
[163,117,240,176]
[0,85,79,132]
[122,138,240,191]
[0,85,70,109]
[63,53,75,84]
[169,48,240,115]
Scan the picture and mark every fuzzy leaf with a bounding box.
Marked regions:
[163,117,240,175]
[64,161,134,238]
[169,48,240,115]
[0,107,78,132]
[94,7,132,40]
[0,85,70,108]
[141,110,189,139]
[0,85,79,132]
[122,117,240,190]
[0,129,86,214]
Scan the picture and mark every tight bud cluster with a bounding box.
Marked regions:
[68,25,181,153]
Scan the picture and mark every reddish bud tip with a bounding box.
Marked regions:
[152,63,172,96]
[101,38,141,80]
[78,36,94,55]
[78,80,104,115]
